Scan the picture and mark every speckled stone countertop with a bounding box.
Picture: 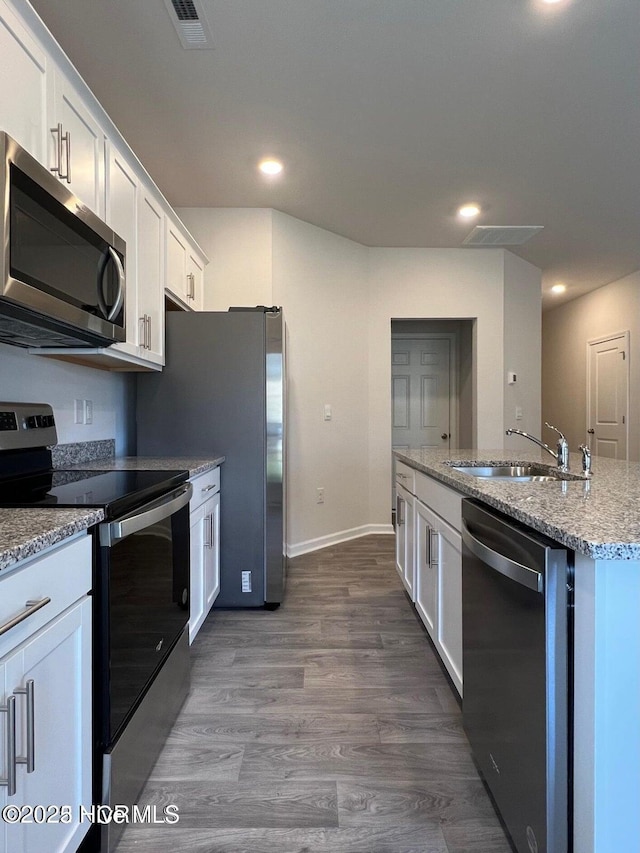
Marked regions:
[67,456,225,478]
[394,448,640,560]
[0,508,104,572]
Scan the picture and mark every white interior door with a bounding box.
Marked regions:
[392,337,452,452]
[587,333,629,460]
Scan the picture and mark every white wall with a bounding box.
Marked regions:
[542,269,640,462]
[271,211,370,553]
[503,251,543,452]
[177,208,542,552]
[366,248,524,526]
[177,208,273,310]
[0,344,134,450]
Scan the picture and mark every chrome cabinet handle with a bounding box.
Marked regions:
[429,529,439,567]
[426,525,431,567]
[139,315,146,348]
[13,680,35,774]
[146,315,152,350]
[0,598,51,637]
[396,496,405,526]
[204,514,214,548]
[50,124,71,182]
[187,273,195,300]
[201,484,217,493]
[65,130,71,184]
[0,695,17,796]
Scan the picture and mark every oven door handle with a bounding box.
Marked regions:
[99,483,193,546]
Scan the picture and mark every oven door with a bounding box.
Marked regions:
[96,482,192,746]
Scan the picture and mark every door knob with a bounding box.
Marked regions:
[587,428,595,434]
[441,433,449,440]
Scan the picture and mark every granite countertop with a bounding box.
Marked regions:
[0,507,104,572]
[394,448,640,560]
[68,455,225,478]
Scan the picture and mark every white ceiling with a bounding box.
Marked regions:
[29,0,640,308]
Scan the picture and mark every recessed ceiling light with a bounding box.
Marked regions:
[258,159,283,176]
[551,283,567,294]
[541,0,564,4]
[458,204,481,219]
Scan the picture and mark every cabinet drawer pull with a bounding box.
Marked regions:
[0,598,51,637]
[13,680,35,774]
[0,695,17,796]
[201,484,217,493]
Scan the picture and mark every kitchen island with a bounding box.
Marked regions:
[394,448,640,853]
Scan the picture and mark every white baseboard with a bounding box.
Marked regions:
[287,523,394,559]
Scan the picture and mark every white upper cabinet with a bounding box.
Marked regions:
[48,70,106,218]
[166,216,206,311]
[0,0,47,161]
[137,185,165,366]
[187,249,205,311]
[1,0,207,371]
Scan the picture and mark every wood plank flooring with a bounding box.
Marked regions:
[114,535,513,853]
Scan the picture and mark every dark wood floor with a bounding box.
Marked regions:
[115,535,512,853]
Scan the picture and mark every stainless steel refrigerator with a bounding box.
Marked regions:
[136,306,286,608]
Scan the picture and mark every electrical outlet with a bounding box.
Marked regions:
[241,571,252,593]
[515,406,523,421]
[85,400,93,424]
[74,399,84,424]
[316,487,325,504]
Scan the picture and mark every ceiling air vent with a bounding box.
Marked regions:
[462,226,544,246]
[164,0,214,49]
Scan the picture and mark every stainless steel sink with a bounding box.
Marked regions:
[451,464,561,482]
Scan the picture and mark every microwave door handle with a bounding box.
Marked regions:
[99,483,193,547]
[106,246,125,321]
[96,247,125,322]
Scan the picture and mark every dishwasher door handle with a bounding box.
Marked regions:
[462,520,543,593]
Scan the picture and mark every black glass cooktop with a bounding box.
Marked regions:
[0,468,188,518]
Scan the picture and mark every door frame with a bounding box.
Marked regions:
[586,330,630,461]
[391,332,459,450]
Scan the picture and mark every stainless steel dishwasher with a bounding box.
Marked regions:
[461,499,572,853]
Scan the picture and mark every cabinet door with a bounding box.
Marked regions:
[436,519,462,694]
[137,188,165,365]
[0,0,47,162]
[203,492,220,611]
[166,220,188,306]
[415,499,438,640]
[106,145,139,357]
[189,500,207,643]
[395,490,407,583]
[186,250,205,311]
[2,597,92,853]
[50,71,105,216]
[394,485,415,599]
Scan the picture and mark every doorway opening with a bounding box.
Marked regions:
[391,319,474,518]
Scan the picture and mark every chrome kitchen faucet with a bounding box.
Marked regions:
[505,422,570,472]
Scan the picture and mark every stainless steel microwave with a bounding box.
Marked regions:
[0,132,126,348]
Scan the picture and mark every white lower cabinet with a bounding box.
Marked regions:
[0,536,92,853]
[415,499,438,637]
[395,463,463,696]
[189,468,221,642]
[394,483,415,599]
